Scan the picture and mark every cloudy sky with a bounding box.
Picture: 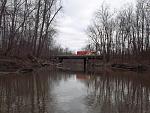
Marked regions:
[56,0,135,52]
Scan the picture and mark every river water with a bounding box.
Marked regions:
[0,68,150,113]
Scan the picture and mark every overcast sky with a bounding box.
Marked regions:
[56,0,135,52]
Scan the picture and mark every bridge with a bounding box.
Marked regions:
[51,55,103,72]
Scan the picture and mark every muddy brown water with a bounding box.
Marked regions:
[0,68,150,113]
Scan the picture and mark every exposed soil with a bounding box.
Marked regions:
[0,55,55,75]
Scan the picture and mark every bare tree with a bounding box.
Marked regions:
[0,0,63,58]
[86,0,150,63]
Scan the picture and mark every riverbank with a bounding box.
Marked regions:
[58,58,150,74]
[0,55,149,75]
[0,55,56,75]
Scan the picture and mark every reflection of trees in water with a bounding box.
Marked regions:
[85,72,150,113]
[1,69,149,113]
[0,69,71,113]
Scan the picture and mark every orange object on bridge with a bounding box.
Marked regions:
[77,51,95,55]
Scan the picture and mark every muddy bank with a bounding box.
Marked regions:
[1,56,149,75]
[0,55,56,75]
[56,59,150,73]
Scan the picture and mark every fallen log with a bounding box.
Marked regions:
[111,64,148,72]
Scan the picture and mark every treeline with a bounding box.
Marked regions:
[86,0,150,62]
[0,0,71,58]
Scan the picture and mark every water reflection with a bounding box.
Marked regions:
[85,72,150,113]
[0,69,72,113]
[0,69,149,113]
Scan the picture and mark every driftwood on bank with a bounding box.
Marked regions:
[111,64,148,72]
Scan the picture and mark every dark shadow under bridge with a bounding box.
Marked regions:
[51,55,103,72]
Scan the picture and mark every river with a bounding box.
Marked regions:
[0,68,150,113]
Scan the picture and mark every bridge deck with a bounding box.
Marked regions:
[54,55,103,60]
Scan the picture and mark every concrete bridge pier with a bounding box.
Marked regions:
[84,58,88,73]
